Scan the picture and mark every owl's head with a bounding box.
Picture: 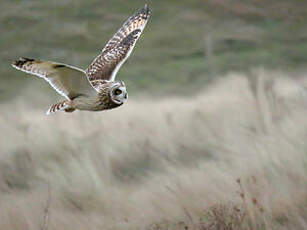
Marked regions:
[110,81,128,104]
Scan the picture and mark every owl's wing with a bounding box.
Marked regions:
[12,57,96,99]
[85,4,150,91]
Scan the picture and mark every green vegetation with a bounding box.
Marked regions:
[1,0,307,99]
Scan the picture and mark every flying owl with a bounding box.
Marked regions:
[12,5,150,114]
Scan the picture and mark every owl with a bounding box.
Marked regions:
[12,5,150,114]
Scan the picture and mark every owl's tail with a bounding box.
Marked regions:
[46,100,75,115]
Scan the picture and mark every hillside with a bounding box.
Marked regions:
[1,0,307,100]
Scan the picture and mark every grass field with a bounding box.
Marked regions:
[0,69,307,229]
[1,0,307,229]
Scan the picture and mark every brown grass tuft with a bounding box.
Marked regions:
[0,69,306,229]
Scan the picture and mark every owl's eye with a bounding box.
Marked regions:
[114,89,122,95]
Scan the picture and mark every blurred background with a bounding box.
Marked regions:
[0,0,307,230]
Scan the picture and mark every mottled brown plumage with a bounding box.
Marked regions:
[11,5,150,115]
[86,4,150,90]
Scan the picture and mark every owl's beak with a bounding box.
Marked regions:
[121,92,128,102]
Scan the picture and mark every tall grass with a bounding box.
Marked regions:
[0,69,306,230]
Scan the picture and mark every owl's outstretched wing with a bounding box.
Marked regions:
[86,4,150,91]
[12,57,95,99]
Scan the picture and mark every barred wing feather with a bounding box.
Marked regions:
[86,4,150,90]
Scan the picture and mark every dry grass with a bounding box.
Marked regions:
[0,69,306,230]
